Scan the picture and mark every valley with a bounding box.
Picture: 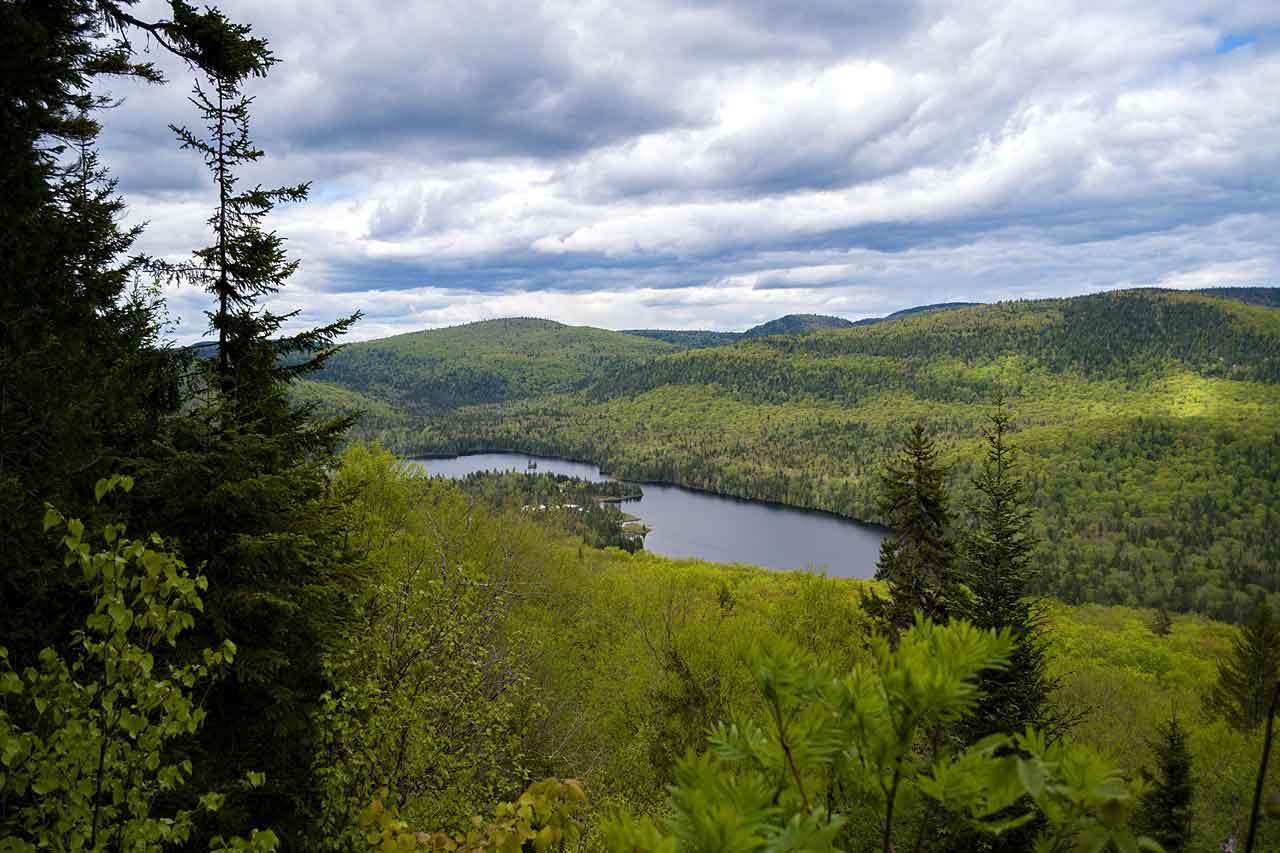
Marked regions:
[309,287,1280,621]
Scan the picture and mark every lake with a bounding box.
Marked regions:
[407,452,887,578]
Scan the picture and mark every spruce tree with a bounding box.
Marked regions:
[1136,715,1195,853]
[1,1,354,841]
[126,23,362,841]
[958,397,1055,741]
[0,0,181,658]
[863,422,960,633]
[939,398,1060,853]
[1206,604,1280,732]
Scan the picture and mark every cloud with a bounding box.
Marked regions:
[96,0,1280,341]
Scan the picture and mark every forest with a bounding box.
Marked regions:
[326,292,1280,622]
[4,2,1280,852]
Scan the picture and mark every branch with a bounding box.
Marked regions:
[97,2,206,67]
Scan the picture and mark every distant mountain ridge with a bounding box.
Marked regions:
[869,301,983,323]
[740,313,853,338]
[624,303,984,348]
[1194,286,1280,308]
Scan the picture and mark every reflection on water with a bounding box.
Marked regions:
[407,453,886,578]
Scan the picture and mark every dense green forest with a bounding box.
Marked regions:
[312,318,677,416]
[338,291,1280,621]
[621,328,744,348]
[5,2,1280,851]
[450,470,646,551]
[738,313,854,338]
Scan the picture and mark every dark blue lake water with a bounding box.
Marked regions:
[407,452,886,578]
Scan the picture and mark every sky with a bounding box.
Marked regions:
[98,0,1280,342]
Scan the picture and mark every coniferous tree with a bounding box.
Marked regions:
[1,1,355,842]
[126,21,362,841]
[939,399,1059,853]
[1136,716,1194,853]
[1205,604,1280,732]
[958,397,1055,741]
[0,0,202,659]
[863,422,960,633]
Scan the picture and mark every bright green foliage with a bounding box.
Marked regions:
[315,447,532,844]
[925,729,1157,853]
[606,618,1155,852]
[864,423,960,632]
[1136,716,1194,852]
[355,778,587,852]
[1044,603,1280,849]
[1205,605,1280,731]
[363,290,1280,620]
[0,479,275,851]
[317,452,1271,848]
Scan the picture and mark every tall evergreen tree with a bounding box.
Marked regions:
[958,397,1056,740]
[863,422,960,633]
[1205,604,1280,732]
[936,399,1061,853]
[1,0,357,842]
[1136,715,1195,853]
[0,0,191,658]
[124,24,363,840]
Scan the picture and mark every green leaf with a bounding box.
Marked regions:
[108,603,131,629]
[0,672,21,695]
[1016,757,1046,800]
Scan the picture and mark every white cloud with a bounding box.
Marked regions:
[99,0,1280,341]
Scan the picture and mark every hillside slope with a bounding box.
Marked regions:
[315,317,677,415]
[621,328,742,348]
[741,313,853,338]
[370,289,1280,620]
[1196,286,1280,309]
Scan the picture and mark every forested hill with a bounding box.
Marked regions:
[740,313,854,337]
[1197,286,1280,308]
[599,289,1280,400]
[310,317,677,416]
[870,300,983,323]
[385,288,1280,620]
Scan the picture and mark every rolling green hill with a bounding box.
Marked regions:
[314,317,677,416]
[344,289,1280,620]
[740,312,853,338]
